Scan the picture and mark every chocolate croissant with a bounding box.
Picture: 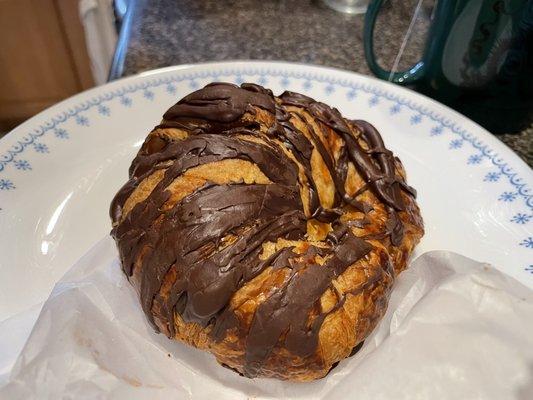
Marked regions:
[110,82,424,381]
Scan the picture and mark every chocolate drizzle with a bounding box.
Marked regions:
[110,82,417,378]
[163,82,275,123]
[243,226,372,377]
[280,91,415,244]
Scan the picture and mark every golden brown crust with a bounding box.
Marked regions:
[110,83,424,381]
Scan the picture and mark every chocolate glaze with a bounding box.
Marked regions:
[163,82,275,123]
[110,82,417,378]
[280,91,415,244]
[243,226,372,377]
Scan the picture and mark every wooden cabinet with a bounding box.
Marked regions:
[0,0,96,130]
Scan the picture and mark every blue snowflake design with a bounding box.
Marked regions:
[33,143,49,153]
[258,76,268,86]
[303,80,312,90]
[75,115,89,127]
[98,105,110,116]
[189,80,199,89]
[234,76,244,85]
[484,172,501,182]
[324,84,335,95]
[13,160,31,171]
[449,139,464,149]
[346,89,357,100]
[519,237,533,249]
[54,128,69,139]
[389,104,401,115]
[368,95,380,107]
[120,96,132,107]
[526,265,533,274]
[0,179,15,190]
[467,154,483,165]
[166,84,177,95]
[280,77,290,88]
[143,90,155,100]
[430,125,443,136]
[499,191,517,202]
[410,114,422,125]
[511,213,531,224]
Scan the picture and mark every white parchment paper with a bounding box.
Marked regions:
[1,237,532,399]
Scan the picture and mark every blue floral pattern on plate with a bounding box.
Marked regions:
[0,179,15,190]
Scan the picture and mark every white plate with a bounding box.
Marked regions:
[0,61,531,323]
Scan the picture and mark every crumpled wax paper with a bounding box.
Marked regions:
[1,236,532,400]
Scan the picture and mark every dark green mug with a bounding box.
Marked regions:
[364,0,533,133]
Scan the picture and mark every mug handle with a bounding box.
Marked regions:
[364,0,427,84]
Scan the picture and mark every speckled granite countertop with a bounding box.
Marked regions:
[111,0,531,166]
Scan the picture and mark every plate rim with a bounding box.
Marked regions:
[2,59,531,171]
[2,60,531,208]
